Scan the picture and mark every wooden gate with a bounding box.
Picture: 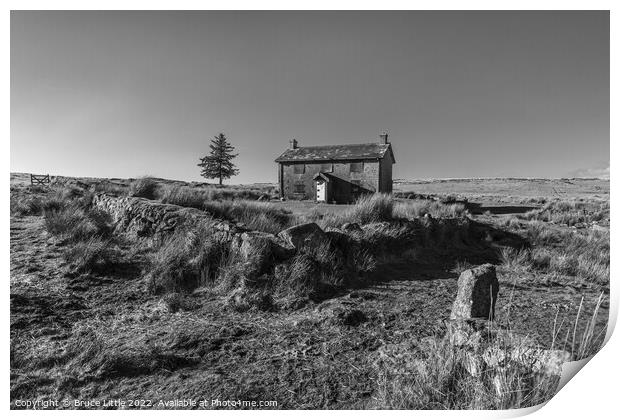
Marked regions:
[30,174,51,186]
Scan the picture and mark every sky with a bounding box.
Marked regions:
[11,11,609,183]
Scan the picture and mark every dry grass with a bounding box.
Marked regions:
[160,185,211,208]
[44,206,113,241]
[314,194,469,229]
[10,194,46,216]
[500,222,609,285]
[91,181,129,196]
[521,199,609,227]
[129,176,160,200]
[29,186,120,275]
[58,321,198,381]
[394,199,469,219]
[160,185,296,234]
[11,185,88,216]
[161,184,266,205]
[551,292,607,360]
[62,237,120,275]
[207,201,296,234]
[373,336,560,409]
[145,221,231,294]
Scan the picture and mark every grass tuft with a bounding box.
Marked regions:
[129,177,159,200]
[62,237,119,274]
[145,222,231,294]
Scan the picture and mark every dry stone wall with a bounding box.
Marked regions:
[92,194,244,243]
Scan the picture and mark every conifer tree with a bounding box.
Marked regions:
[197,133,239,185]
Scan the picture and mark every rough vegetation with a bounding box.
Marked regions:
[10,174,609,409]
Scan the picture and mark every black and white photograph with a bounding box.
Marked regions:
[8,7,612,412]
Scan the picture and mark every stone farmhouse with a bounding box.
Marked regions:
[275,133,396,203]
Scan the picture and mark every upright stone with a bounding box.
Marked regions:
[450,263,499,321]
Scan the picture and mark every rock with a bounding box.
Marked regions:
[324,228,348,246]
[510,348,571,376]
[450,264,499,321]
[278,222,327,250]
[237,231,295,274]
[445,319,487,348]
[341,222,363,233]
[239,231,275,260]
[444,318,536,351]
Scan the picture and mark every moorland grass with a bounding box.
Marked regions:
[521,199,609,227]
[500,221,609,285]
[145,221,232,294]
[161,185,296,234]
[129,176,159,200]
[312,194,469,229]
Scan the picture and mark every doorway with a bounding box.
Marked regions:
[316,180,327,202]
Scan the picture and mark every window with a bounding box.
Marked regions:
[294,183,305,194]
[350,162,364,173]
[293,164,305,174]
[320,163,333,173]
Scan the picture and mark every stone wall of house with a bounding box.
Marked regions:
[280,160,381,203]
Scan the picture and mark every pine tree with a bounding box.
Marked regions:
[197,133,239,185]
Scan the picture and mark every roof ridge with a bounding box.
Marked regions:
[293,142,386,149]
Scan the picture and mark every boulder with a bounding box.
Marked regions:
[278,222,327,250]
[450,264,499,321]
[239,231,275,260]
[445,319,489,348]
[341,222,363,234]
[324,227,348,246]
[483,345,570,376]
[237,231,295,274]
[509,347,571,376]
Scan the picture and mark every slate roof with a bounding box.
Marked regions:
[275,143,395,163]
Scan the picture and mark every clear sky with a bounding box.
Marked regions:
[11,11,609,183]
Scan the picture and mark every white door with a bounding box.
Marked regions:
[316,181,326,202]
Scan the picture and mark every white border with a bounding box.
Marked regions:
[4,2,616,419]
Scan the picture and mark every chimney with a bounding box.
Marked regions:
[290,139,298,149]
[379,132,389,144]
